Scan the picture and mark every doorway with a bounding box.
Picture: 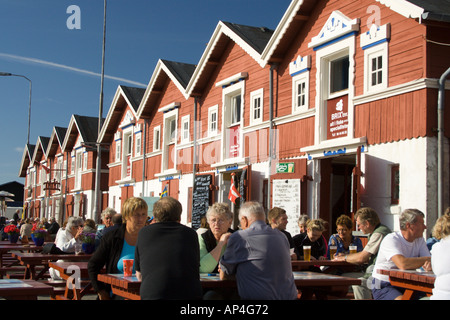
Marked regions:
[320,155,357,236]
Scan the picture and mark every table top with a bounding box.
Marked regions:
[0,279,54,298]
[12,252,92,263]
[0,243,43,251]
[291,260,354,267]
[98,271,361,290]
[48,261,92,278]
[378,269,436,284]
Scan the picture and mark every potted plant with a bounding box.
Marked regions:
[79,232,96,254]
[31,225,47,246]
[4,224,20,243]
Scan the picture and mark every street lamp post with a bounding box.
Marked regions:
[94,0,107,223]
[0,72,32,144]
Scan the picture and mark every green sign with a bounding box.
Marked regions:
[276,162,294,173]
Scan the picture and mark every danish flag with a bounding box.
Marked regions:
[228,173,241,204]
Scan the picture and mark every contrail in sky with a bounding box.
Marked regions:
[0,53,147,87]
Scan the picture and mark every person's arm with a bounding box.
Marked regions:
[391,254,431,270]
[207,233,231,262]
[335,250,371,264]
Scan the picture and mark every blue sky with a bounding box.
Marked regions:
[0,0,291,186]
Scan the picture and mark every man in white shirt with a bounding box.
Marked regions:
[371,208,431,300]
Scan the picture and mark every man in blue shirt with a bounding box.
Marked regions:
[219,201,298,300]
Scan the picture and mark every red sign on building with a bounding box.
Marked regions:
[327,95,348,140]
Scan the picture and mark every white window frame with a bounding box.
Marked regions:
[153,126,161,151]
[208,105,218,137]
[115,139,121,162]
[364,43,388,93]
[83,152,88,171]
[135,132,142,156]
[250,88,264,125]
[292,72,309,113]
[122,130,133,179]
[181,115,190,144]
[75,151,83,189]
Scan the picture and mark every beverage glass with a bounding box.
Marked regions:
[329,246,337,258]
[349,245,357,254]
[303,246,311,261]
[74,242,82,255]
[123,259,134,277]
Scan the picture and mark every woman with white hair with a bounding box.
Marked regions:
[54,216,84,253]
[199,203,233,273]
[50,216,84,280]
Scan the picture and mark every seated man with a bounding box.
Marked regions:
[219,201,298,300]
[135,197,202,300]
[371,208,431,300]
[334,207,391,299]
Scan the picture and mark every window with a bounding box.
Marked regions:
[365,47,388,92]
[371,55,383,86]
[391,164,400,205]
[208,105,218,136]
[153,126,161,151]
[115,140,121,161]
[292,73,309,113]
[126,133,133,156]
[330,56,349,94]
[361,23,389,93]
[83,152,88,171]
[181,115,190,143]
[135,132,142,156]
[230,94,241,125]
[71,156,75,175]
[250,89,263,125]
[167,117,177,144]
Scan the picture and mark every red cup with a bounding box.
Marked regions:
[123,259,134,277]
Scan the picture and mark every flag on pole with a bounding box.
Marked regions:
[160,185,168,198]
[228,173,241,204]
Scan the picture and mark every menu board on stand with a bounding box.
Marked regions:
[272,179,301,236]
[192,174,213,230]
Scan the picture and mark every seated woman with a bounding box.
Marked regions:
[199,202,237,300]
[88,197,148,300]
[293,219,328,265]
[199,202,233,273]
[328,215,363,259]
[54,216,84,253]
[50,216,84,280]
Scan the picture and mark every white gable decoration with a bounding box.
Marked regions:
[289,55,311,76]
[119,110,136,129]
[360,23,391,49]
[309,10,359,50]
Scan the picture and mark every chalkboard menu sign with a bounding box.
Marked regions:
[192,174,213,229]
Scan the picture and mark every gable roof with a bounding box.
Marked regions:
[45,126,67,159]
[261,0,450,66]
[30,136,50,166]
[136,59,196,119]
[185,21,274,97]
[98,85,146,143]
[379,0,450,22]
[18,144,35,177]
[62,115,104,152]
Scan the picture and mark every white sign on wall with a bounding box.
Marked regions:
[272,179,301,237]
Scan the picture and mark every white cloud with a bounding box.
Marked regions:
[0,53,147,87]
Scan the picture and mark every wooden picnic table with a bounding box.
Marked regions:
[0,279,54,300]
[97,271,361,300]
[291,259,356,271]
[11,252,92,281]
[378,269,436,300]
[48,261,101,300]
[0,243,44,279]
